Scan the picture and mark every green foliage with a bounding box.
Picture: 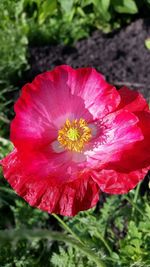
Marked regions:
[0,0,28,81]
[0,0,29,137]
[28,14,92,45]
[118,196,150,266]
[0,178,51,267]
[51,246,95,267]
[25,0,140,45]
[0,0,150,113]
[0,184,49,230]
[15,0,150,47]
[112,0,138,14]
[0,0,150,89]
[145,38,150,50]
[10,200,49,229]
[0,137,13,159]
[119,220,150,266]
[51,192,150,267]
[0,169,150,267]
[0,238,52,267]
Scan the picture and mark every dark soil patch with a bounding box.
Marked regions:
[26,18,150,102]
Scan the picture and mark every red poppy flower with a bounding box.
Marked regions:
[1,66,150,216]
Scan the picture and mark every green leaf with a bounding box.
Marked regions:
[124,0,138,13]
[93,0,110,11]
[58,0,74,13]
[101,0,110,11]
[0,229,107,267]
[93,0,111,21]
[80,0,94,7]
[145,38,150,50]
[113,0,138,14]
[38,0,57,24]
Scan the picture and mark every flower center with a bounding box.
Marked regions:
[57,118,92,152]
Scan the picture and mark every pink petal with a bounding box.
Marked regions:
[1,150,99,216]
[86,109,143,168]
[7,146,88,186]
[117,86,149,112]
[1,66,150,216]
[110,110,150,172]
[91,168,148,194]
[53,65,121,119]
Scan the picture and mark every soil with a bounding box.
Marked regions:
[26,18,150,102]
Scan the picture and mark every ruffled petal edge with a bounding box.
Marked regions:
[1,149,100,216]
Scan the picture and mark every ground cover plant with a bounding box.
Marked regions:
[0,1,150,267]
[1,0,150,84]
[0,178,150,267]
[1,0,150,115]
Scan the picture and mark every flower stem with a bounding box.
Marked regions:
[52,213,84,245]
[133,182,141,204]
[124,196,145,217]
[96,231,112,255]
[0,229,107,267]
[132,182,141,216]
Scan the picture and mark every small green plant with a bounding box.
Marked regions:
[145,38,150,50]
[0,0,28,81]
[50,191,150,267]
[25,0,141,44]
[0,181,149,266]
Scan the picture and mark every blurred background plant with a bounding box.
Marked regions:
[1,0,150,89]
[1,0,150,82]
[0,0,150,266]
[1,0,150,127]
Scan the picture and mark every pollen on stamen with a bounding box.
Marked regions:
[57,118,92,152]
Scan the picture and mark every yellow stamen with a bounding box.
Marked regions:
[57,118,92,152]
